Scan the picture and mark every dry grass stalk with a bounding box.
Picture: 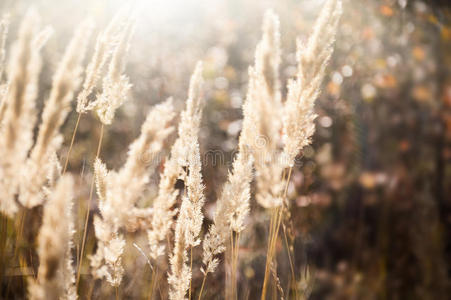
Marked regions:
[19,20,93,208]
[200,66,257,299]
[76,9,128,114]
[28,175,76,300]
[249,10,285,210]
[0,14,10,132]
[167,62,205,300]
[90,16,135,124]
[90,99,175,287]
[282,0,342,166]
[0,9,47,217]
[64,11,123,171]
[200,140,253,300]
[169,138,204,300]
[89,158,125,287]
[261,1,342,298]
[0,14,9,83]
[106,98,175,227]
[77,9,135,288]
[146,151,180,260]
[147,62,206,262]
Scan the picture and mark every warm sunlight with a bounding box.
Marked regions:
[0,0,450,299]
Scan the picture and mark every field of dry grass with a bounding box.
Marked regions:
[1,0,450,299]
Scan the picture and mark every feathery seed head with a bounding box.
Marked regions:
[0,9,46,216]
[282,0,342,167]
[0,14,10,82]
[19,19,92,208]
[256,9,281,98]
[29,175,76,300]
[76,8,129,114]
[93,16,136,125]
[91,99,176,286]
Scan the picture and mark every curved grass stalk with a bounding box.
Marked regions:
[76,123,104,289]
[261,167,292,300]
[62,112,82,174]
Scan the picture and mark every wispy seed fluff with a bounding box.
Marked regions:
[255,9,281,102]
[250,0,341,208]
[90,99,175,286]
[29,175,76,300]
[166,62,206,300]
[76,9,126,114]
[147,62,206,261]
[168,137,205,300]
[0,10,48,217]
[19,20,93,208]
[200,132,253,276]
[89,16,135,124]
[90,159,124,287]
[0,14,10,124]
[108,98,175,227]
[248,11,286,208]
[0,14,9,83]
[146,143,180,260]
[282,0,342,167]
[253,9,282,147]
[171,61,205,165]
[201,67,256,276]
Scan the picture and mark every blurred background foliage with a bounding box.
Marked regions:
[1,0,451,299]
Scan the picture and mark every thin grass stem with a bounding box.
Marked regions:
[63,112,82,174]
[198,272,208,300]
[76,123,104,289]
